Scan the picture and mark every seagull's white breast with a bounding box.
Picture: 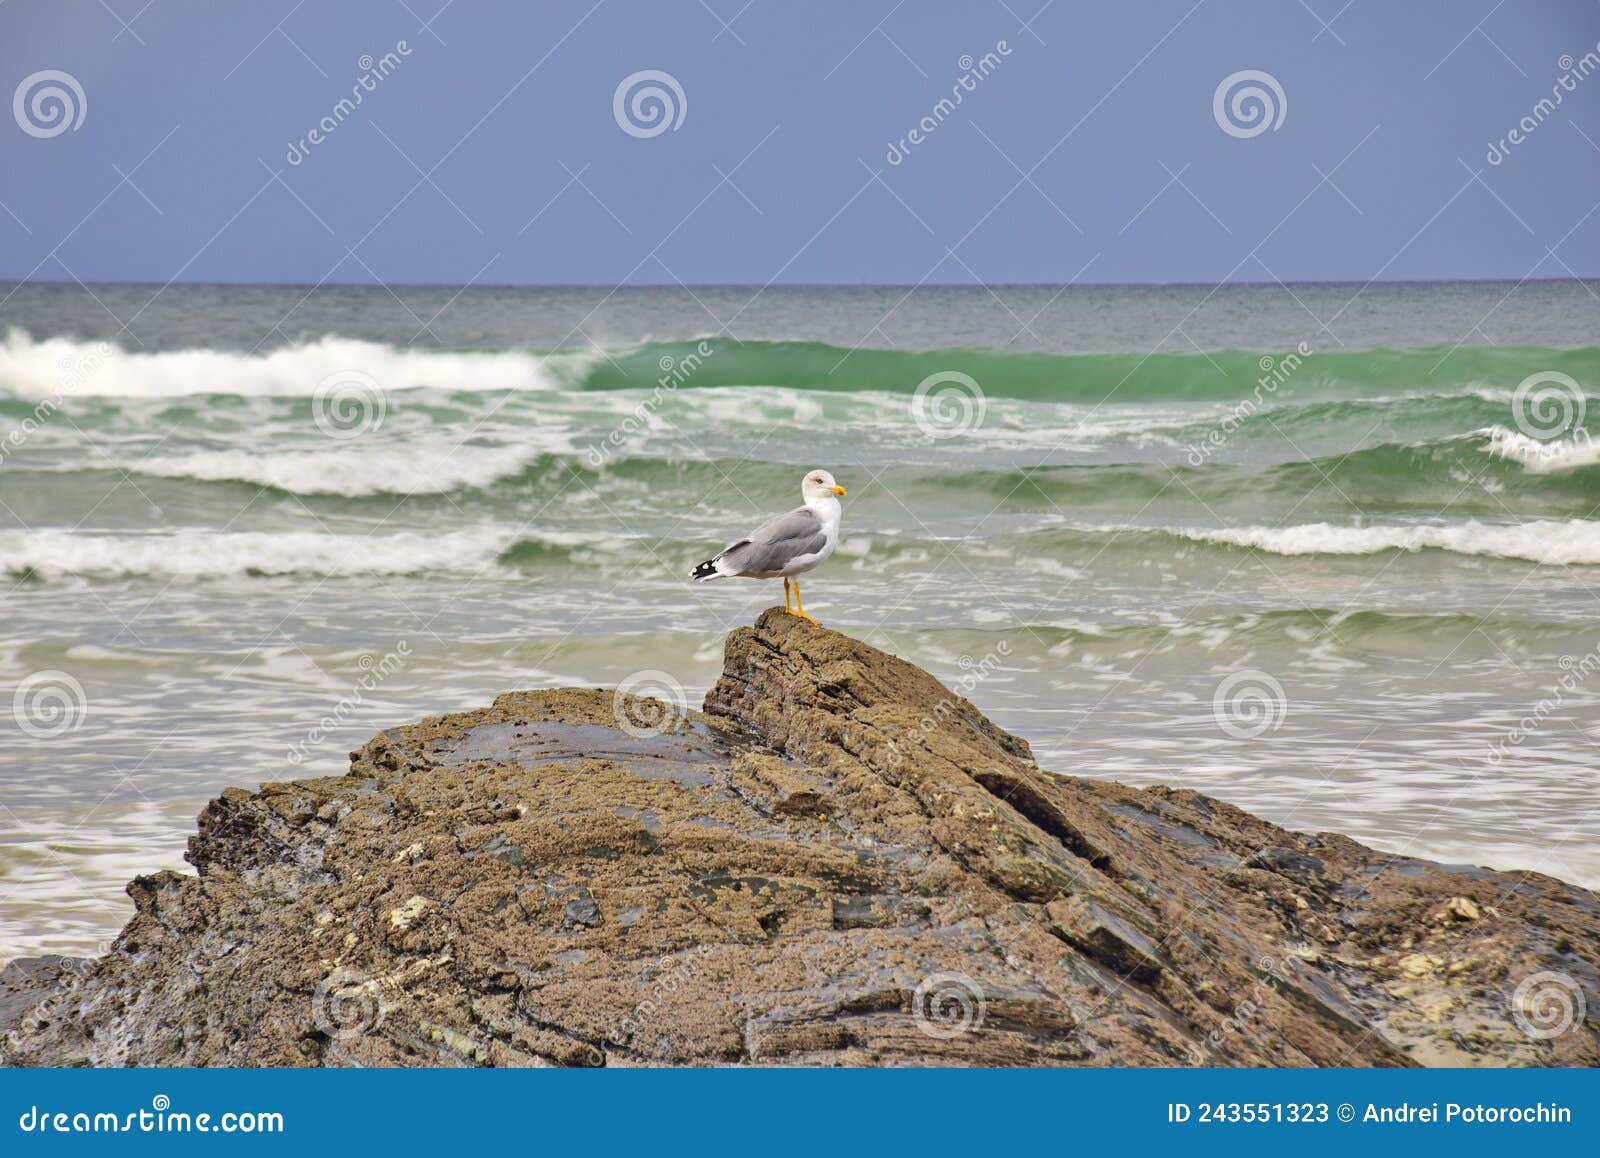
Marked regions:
[784,495,843,576]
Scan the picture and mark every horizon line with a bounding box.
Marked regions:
[2,275,1596,291]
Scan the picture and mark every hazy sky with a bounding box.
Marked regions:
[1,0,1597,285]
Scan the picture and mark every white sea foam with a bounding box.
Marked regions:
[0,527,519,578]
[1476,424,1600,474]
[132,440,547,495]
[0,330,583,399]
[1181,519,1600,566]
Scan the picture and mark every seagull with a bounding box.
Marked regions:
[690,469,847,622]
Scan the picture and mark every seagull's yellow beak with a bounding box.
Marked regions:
[830,484,847,496]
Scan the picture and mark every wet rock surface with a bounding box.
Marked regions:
[4,610,1597,1067]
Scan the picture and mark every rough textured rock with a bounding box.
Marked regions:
[4,610,1597,1066]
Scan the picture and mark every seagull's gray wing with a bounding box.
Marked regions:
[716,506,828,576]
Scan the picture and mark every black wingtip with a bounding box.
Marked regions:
[690,559,718,580]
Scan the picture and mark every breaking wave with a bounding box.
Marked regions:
[4,329,1596,403]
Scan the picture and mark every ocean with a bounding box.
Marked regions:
[1,279,1596,962]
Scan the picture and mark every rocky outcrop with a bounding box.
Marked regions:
[4,610,1597,1066]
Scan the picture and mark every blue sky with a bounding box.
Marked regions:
[1,0,1597,285]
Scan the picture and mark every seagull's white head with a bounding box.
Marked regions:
[801,468,847,508]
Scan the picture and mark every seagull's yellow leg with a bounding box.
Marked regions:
[783,576,792,613]
[790,578,819,623]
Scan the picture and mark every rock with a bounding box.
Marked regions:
[1396,952,1444,978]
[3,610,1597,1067]
[388,896,434,930]
[0,957,91,1034]
[1245,845,1326,888]
[1439,896,1482,922]
[552,885,602,929]
[470,834,524,868]
[1044,896,1167,983]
